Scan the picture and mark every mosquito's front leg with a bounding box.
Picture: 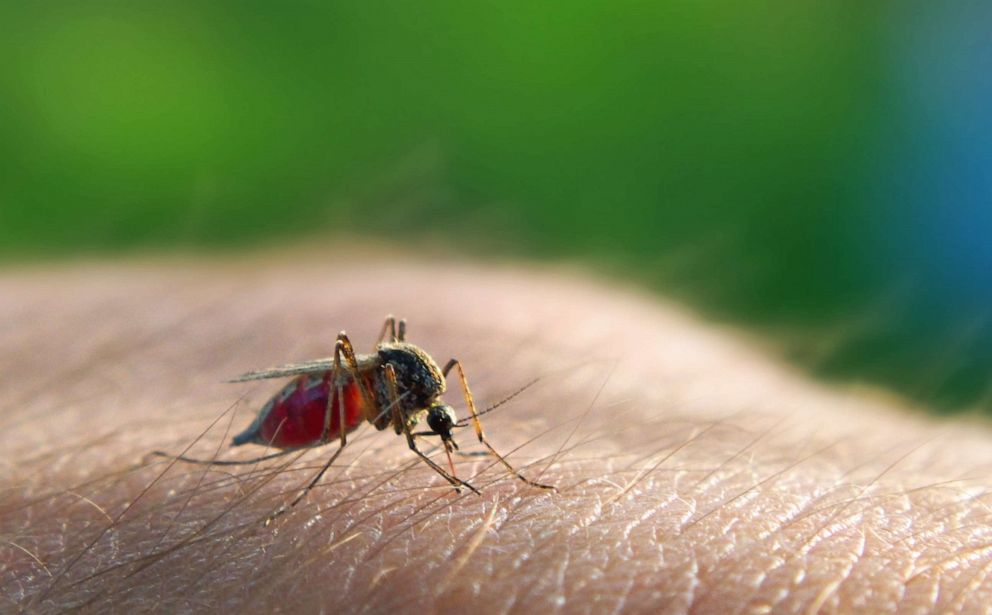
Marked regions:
[384,364,479,495]
[443,358,557,491]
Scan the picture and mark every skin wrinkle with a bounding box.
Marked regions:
[4,257,992,612]
[691,416,789,492]
[764,521,868,614]
[436,498,502,594]
[514,487,607,608]
[726,439,941,611]
[609,488,682,612]
[816,498,940,605]
[706,484,849,612]
[681,439,840,537]
[609,423,721,506]
[949,555,992,612]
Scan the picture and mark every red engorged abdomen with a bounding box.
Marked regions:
[253,374,366,449]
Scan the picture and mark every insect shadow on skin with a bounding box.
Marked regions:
[153,315,557,525]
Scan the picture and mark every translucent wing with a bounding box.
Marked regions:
[228,358,337,382]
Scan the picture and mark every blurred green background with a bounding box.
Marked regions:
[1,2,989,411]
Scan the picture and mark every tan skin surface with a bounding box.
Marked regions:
[2,255,992,613]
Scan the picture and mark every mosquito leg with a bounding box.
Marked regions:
[266,375,351,524]
[407,432,478,494]
[376,316,398,344]
[149,449,297,466]
[267,337,353,524]
[319,341,345,442]
[264,441,346,525]
[336,331,379,426]
[384,364,479,495]
[375,315,408,344]
[150,416,296,466]
[443,358,557,491]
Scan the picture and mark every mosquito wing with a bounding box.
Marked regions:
[228,358,337,382]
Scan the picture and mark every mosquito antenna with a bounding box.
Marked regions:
[455,377,540,427]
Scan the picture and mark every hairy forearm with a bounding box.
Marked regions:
[2,255,992,613]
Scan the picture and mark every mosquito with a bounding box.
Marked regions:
[155,316,555,521]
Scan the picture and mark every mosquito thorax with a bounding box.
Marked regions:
[375,342,446,412]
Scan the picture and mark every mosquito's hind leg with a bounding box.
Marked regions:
[149,449,296,466]
[265,435,346,525]
[266,340,353,524]
[443,358,557,491]
[384,364,478,495]
[151,415,296,466]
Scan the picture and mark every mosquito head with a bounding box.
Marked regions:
[427,403,459,445]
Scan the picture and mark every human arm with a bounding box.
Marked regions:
[2,255,991,613]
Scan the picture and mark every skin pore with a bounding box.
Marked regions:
[2,254,992,613]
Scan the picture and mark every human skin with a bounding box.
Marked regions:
[2,253,992,614]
